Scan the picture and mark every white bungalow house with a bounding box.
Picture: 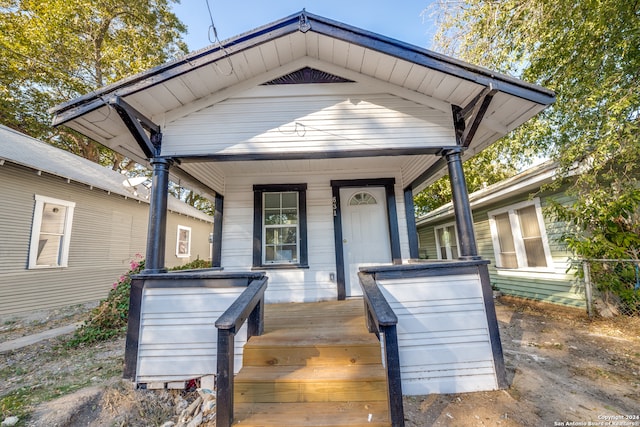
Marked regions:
[50,11,554,427]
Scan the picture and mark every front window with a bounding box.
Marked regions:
[253,184,308,268]
[434,223,459,260]
[264,192,299,263]
[29,195,75,269]
[488,198,552,269]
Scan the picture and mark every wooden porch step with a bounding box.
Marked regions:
[233,402,390,427]
[242,341,382,366]
[234,365,388,403]
[231,299,391,427]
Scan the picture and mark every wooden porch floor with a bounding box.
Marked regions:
[233,298,391,427]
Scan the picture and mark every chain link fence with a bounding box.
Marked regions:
[581,259,640,317]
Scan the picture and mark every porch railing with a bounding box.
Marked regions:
[215,275,268,427]
[358,271,404,427]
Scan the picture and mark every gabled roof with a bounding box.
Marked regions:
[50,10,554,193]
[0,125,213,222]
[416,160,558,225]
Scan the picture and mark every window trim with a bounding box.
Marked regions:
[176,225,192,258]
[253,184,308,269]
[29,195,75,269]
[434,222,460,260]
[487,198,553,271]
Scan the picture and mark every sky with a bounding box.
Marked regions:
[171,1,438,53]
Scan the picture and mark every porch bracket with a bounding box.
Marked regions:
[108,96,162,159]
[455,84,498,147]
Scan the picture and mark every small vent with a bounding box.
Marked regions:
[262,67,353,85]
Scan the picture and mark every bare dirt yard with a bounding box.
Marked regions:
[1,296,639,427]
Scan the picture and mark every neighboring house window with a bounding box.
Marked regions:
[488,198,552,269]
[29,195,75,269]
[253,184,308,268]
[176,225,191,257]
[434,223,459,260]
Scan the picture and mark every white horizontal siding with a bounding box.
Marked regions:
[136,287,248,383]
[162,91,454,157]
[377,274,498,395]
[220,168,409,303]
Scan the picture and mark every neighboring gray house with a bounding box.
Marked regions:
[416,161,585,309]
[0,125,214,315]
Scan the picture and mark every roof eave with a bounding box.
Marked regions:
[50,10,555,128]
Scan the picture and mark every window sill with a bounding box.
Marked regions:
[252,264,309,270]
[28,265,67,270]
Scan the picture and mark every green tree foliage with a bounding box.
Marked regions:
[0,0,187,169]
[414,2,560,214]
[429,0,640,307]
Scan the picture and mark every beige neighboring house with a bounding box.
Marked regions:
[0,125,213,315]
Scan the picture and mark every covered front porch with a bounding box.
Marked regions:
[123,258,502,427]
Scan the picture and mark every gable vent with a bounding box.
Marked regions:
[262,67,353,85]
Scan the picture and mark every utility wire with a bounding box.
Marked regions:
[204,0,234,76]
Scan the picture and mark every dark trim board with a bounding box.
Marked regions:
[478,263,508,389]
[330,178,402,300]
[170,146,454,163]
[331,185,346,300]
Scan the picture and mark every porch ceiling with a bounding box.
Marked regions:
[50,10,554,199]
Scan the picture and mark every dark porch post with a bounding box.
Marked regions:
[212,193,224,268]
[443,148,479,259]
[145,157,173,273]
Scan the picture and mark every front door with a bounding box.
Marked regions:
[340,187,392,297]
